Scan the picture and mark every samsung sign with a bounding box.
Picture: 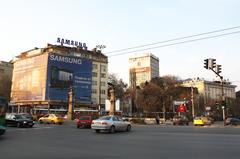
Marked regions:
[49,54,82,65]
[57,37,87,49]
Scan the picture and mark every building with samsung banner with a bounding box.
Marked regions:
[10,43,108,115]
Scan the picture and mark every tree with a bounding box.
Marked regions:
[108,73,128,100]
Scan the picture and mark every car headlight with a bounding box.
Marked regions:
[23,121,27,123]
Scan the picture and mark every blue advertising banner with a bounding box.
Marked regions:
[46,53,92,104]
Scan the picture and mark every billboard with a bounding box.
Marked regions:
[46,53,92,104]
[11,54,48,101]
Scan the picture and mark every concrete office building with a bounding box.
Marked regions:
[129,53,159,87]
[10,43,108,114]
[182,78,236,107]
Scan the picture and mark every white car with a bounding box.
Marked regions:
[91,115,132,133]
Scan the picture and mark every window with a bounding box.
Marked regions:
[92,72,98,77]
[101,73,106,78]
[101,65,106,72]
[100,82,105,86]
[93,64,98,69]
[101,90,106,94]
[92,81,97,85]
[92,89,97,94]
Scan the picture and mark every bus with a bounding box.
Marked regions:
[0,97,7,136]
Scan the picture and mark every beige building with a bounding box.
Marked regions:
[129,53,159,87]
[182,78,236,105]
[10,43,108,113]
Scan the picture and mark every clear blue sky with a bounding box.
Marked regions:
[1,0,240,90]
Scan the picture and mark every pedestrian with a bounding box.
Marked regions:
[156,115,160,125]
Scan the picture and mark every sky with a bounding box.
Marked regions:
[0,0,240,91]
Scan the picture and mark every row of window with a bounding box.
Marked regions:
[92,72,107,78]
[91,89,106,94]
[92,81,106,86]
[92,64,107,72]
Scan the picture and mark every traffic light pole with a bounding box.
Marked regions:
[204,58,225,122]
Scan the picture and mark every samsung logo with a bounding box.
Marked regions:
[50,54,82,65]
[57,37,87,49]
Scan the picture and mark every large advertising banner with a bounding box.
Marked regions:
[47,53,92,104]
[11,54,48,101]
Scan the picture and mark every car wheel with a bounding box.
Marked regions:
[109,126,115,133]
[186,122,189,126]
[95,130,100,133]
[126,125,131,132]
[51,120,55,124]
[39,120,43,124]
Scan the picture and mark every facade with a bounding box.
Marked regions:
[0,61,13,100]
[182,78,236,106]
[129,53,159,87]
[0,61,13,79]
[10,44,108,114]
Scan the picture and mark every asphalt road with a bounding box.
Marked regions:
[1,123,240,159]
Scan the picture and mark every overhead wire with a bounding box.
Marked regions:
[107,30,240,57]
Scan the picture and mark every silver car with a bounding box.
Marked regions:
[91,115,132,133]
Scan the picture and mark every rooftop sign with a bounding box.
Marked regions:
[57,37,87,49]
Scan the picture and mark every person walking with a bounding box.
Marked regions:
[156,115,160,125]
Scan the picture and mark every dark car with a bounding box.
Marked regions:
[20,113,34,120]
[224,117,240,126]
[76,116,93,128]
[173,115,189,125]
[6,113,34,128]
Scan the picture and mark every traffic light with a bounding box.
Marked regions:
[208,58,216,69]
[216,65,222,74]
[204,59,209,69]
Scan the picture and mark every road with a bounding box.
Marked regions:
[1,123,240,159]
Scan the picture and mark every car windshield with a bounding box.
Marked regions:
[98,116,111,120]
[79,116,91,120]
[15,115,26,119]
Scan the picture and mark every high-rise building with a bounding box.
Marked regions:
[129,53,159,87]
[10,43,108,114]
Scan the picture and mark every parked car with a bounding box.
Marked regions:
[6,113,34,128]
[224,117,240,126]
[193,116,213,126]
[76,116,93,128]
[91,115,132,133]
[38,114,64,124]
[173,115,189,125]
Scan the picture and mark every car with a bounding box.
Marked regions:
[224,117,240,126]
[173,115,189,125]
[19,113,34,120]
[76,116,93,128]
[91,115,132,133]
[193,116,213,126]
[38,114,64,124]
[5,113,34,128]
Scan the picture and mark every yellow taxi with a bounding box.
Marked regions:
[193,116,213,126]
[38,114,64,125]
